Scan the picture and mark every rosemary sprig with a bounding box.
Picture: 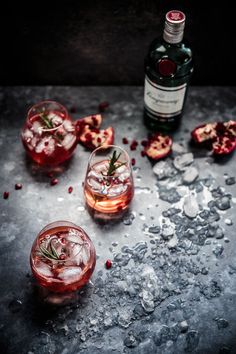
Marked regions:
[40,113,54,129]
[106,150,126,176]
[39,240,60,260]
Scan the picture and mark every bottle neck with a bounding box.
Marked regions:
[163,20,185,44]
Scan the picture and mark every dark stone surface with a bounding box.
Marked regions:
[1,1,236,85]
[0,86,236,354]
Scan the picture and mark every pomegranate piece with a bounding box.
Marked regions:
[75,114,102,134]
[79,125,114,150]
[212,136,236,155]
[122,137,129,144]
[50,178,59,186]
[105,259,112,269]
[15,183,22,190]
[3,191,9,199]
[98,101,109,112]
[68,186,73,194]
[191,123,217,143]
[144,133,172,160]
[224,120,236,137]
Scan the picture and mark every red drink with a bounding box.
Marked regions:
[30,221,96,293]
[21,101,77,166]
[84,146,134,217]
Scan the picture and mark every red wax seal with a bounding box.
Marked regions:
[158,58,177,77]
[166,10,185,23]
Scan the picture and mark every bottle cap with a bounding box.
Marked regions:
[163,10,186,44]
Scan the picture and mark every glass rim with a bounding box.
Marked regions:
[88,144,131,166]
[34,221,92,264]
[27,100,68,132]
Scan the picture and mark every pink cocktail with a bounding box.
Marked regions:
[21,101,77,166]
[84,145,134,218]
[30,221,96,293]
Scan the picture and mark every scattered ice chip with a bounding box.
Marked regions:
[215,196,231,210]
[179,320,188,333]
[225,218,233,226]
[167,235,178,248]
[153,160,174,180]
[141,289,155,312]
[182,166,199,184]
[61,133,76,150]
[225,177,235,185]
[162,225,175,240]
[173,153,194,171]
[183,194,199,218]
[215,227,224,239]
[77,206,85,212]
[172,142,187,155]
[213,244,224,258]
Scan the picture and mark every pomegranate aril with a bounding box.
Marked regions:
[3,191,9,199]
[130,140,138,151]
[122,137,129,144]
[15,183,22,190]
[50,178,59,186]
[68,186,73,194]
[141,140,148,147]
[98,101,109,112]
[59,253,66,260]
[141,151,146,157]
[105,259,112,269]
[47,172,54,178]
[131,158,136,166]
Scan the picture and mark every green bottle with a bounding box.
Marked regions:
[144,10,193,131]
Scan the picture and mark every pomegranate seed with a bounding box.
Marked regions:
[97,137,102,143]
[122,137,129,144]
[15,183,22,190]
[68,186,73,194]
[3,191,9,199]
[98,101,109,112]
[141,150,146,157]
[50,178,59,186]
[47,172,54,178]
[130,140,138,151]
[70,106,77,113]
[131,158,136,166]
[59,253,66,260]
[141,140,148,147]
[61,238,66,245]
[105,259,112,269]
[91,116,98,126]
[44,141,49,146]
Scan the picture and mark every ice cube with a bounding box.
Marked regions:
[36,260,53,277]
[48,112,63,126]
[173,153,194,171]
[44,137,56,156]
[88,177,103,192]
[31,136,38,148]
[63,120,75,132]
[35,139,46,153]
[32,121,43,134]
[182,166,199,184]
[81,244,90,264]
[58,266,82,283]
[61,133,76,150]
[22,129,33,141]
[67,229,84,244]
[108,184,127,196]
[183,194,199,218]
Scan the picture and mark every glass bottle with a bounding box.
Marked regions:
[144,10,193,131]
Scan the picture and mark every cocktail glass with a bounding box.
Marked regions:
[83,145,134,219]
[30,221,96,297]
[21,100,77,166]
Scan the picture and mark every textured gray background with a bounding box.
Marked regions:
[0,86,236,354]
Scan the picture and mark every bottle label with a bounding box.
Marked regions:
[144,76,187,118]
